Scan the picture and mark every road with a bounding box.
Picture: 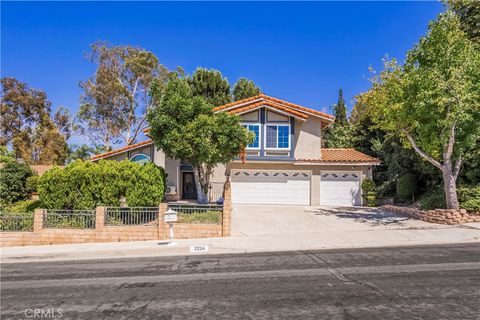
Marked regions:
[1,243,479,319]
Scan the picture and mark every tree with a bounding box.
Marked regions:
[361,12,480,209]
[189,68,232,106]
[233,78,261,101]
[148,78,253,203]
[77,42,170,150]
[446,0,480,44]
[66,144,100,163]
[0,77,68,164]
[322,88,353,148]
[0,160,35,209]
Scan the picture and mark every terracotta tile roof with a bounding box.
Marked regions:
[214,93,335,121]
[90,140,154,161]
[297,148,380,163]
[229,101,308,120]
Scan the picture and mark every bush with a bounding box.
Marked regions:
[362,178,375,194]
[396,173,416,202]
[458,186,480,212]
[37,160,165,210]
[4,199,41,213]
[26,175,39,193]
[361,179,377,207]
[177,211,221,224]
[419,188,446,210]
[0,161,35,209]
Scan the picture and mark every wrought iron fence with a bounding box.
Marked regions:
[168,203,223,224]
[208,182,224,203]
[43,210,96,229]
[105,207,159,226]
[0,212,34,232]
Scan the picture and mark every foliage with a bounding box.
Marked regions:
[3,199,41,213]
[365,192,377,207]
[457,186,480,212]
[233,78,261,101]
[323,88,354,148]
[0,146,15,163]
[26,175,39,193]
[446,0,480,44]
[66,144,101,163]
[148,78,253,203]
[37,160,165,210]
[0,212,34,232]
[361,179,376,207]
[1,77,68,164]
[361,178,376,194]
[419,188,447,210]
[77,41,170,149]
[0,161,35,208]
[359,12,480,209]
[396,173,417,202]
[177,211,221,224]
[189,68,232,106]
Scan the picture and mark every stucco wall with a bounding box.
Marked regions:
[293,117,322,160]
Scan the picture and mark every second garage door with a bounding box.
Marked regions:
[231,169,311,205]
[320,172,362,206]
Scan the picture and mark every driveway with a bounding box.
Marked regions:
[231,205,448,237]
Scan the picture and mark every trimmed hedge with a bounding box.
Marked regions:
[38,160,165,210]
[0,161,35,209]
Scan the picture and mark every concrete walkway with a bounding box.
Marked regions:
[2,206,479,263]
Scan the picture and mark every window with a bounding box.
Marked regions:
[242,124,260,149]
[265,125,290,149]
[129,153,151,164]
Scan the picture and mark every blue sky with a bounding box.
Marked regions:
[1,1,443,145]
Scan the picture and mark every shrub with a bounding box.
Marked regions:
[419,188,446,210]
[26,175,39,193]
[0,161,35,209]
[361,178,375,194]
[177,211,221,224]
[4,199,41,213]
[396,173,417,202]
[365,191,377,207]
[38,160,165,210]
[458,186,480,212]
[361,179,377,207]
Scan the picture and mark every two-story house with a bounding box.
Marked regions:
[91,94,380,206]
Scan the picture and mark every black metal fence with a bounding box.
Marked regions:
[43,210,96,229]
[0,212,34,232]
[105,207,159,226]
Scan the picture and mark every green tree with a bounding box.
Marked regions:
[1,77,68,164]
[189,68,232,106]
[333,88,348,126]
[77,42,170,150]
[233,78,261,101]
[148,78,253,203]
[66,144,101,163]
[322,88,353,148]
[362,12,480,209]
[0,161,35,208]
[446,0,480,44]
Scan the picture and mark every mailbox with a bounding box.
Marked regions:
[164,210,177,223]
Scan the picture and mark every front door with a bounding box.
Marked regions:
[182,172,197,200]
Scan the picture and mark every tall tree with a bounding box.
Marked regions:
[322,88,353,148]
[233,78,261,101]
[1,77,68,164]
[189,68,232,106]
[446,0,480,44]
[333,88,348,126]
[361,12,480,209]
[148,78,253,203]
[77,41,170,150]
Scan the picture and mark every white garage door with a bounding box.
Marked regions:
[320,172,361,206]
[231,170,311,205]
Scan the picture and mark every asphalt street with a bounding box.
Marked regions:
[1,243,479,320]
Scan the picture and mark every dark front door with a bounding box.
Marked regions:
[182,172,197,200]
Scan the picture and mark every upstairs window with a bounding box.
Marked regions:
[265,125,290,149]
[242,124,260,149]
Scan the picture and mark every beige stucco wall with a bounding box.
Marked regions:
[293,117,322,160]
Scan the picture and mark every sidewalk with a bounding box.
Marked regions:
[1,223,479,263]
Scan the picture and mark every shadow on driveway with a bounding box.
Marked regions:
[308,207,411,227]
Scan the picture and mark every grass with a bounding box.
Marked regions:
[177,211,222,224]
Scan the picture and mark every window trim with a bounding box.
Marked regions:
[242,123,261,150]
[264,123,291,150]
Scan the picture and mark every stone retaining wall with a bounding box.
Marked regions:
[382,205,480,225]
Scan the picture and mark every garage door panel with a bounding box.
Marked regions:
[231,170,310,205]
[320,172,361,206]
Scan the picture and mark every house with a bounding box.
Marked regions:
[91,94,380,206]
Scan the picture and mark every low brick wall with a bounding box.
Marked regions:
[382,205,480,225]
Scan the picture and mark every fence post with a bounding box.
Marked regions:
[96,206,106,231]
[158,203,168,240]
[222,180,232,237]
[33,209,44,233]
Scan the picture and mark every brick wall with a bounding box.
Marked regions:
[1,197,230,247]
[383,205,480,225]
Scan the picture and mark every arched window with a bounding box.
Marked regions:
[129,153,151,164]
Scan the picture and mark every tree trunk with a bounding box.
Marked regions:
[193,166,209,204]
[442,163,460,210]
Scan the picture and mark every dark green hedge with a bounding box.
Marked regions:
[38,160,165,210]
[0,161,35,209]
[396,173,417,202]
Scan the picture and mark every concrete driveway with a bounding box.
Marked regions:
[231,204,446,237]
